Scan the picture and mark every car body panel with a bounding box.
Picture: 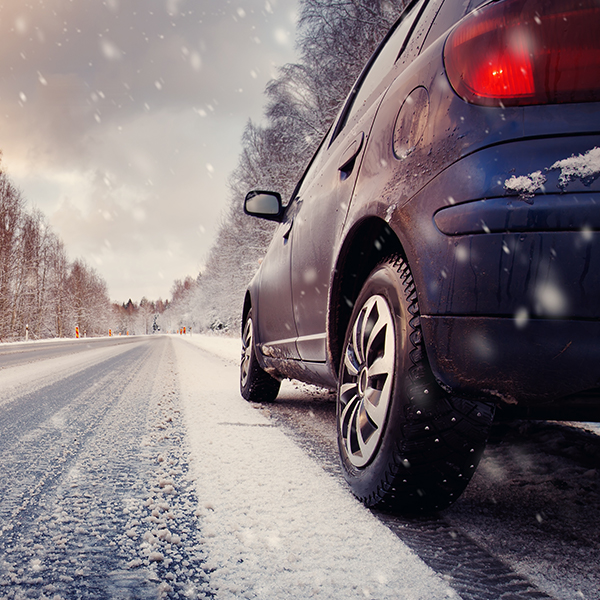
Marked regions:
[244,0,600,418]
[251,211,300,360]
[422,315,600,405]
[290,122,368,363]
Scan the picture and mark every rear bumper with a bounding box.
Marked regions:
[422,315,600,408]
[396,137,600,413]
[398,135,600,320]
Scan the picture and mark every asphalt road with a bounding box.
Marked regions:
[0,336,141,369]
[0,336,210,599]
[1,335,598,600]
[258,381,600,600]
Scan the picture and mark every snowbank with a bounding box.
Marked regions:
[174,332,240,363]
[174,336,456,599]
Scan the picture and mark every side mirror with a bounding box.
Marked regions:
[244,191,283,222]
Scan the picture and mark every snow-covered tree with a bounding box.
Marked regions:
[165,0,407,334]
[0,161,113,341]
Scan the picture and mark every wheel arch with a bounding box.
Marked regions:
[327,217,406,377]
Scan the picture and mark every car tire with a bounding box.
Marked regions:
[337,255,494,513]
[240,310,281,402]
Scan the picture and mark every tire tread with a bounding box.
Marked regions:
[344,255,494,514]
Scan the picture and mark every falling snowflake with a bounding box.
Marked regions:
[535,281,568,317]
[190,52,202,71]
[100,38,122,61]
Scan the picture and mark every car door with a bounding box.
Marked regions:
[252,196,302,359]
[251,137,331,359]
[289,0,430,363]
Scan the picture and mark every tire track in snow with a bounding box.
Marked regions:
[0,336,213,599]
[0,342,150,539]
[0,337,141,371]
[257,388,557,600]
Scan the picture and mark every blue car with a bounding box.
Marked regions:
[241,0,600,513]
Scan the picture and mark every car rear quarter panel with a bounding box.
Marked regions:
[345,28,600,319]
[339,31,600,405]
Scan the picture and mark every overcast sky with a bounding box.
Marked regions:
[0,0,299,303]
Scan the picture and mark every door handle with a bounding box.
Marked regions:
[338,132,365,180]
[282,197,302,241]
[283,220,293,240]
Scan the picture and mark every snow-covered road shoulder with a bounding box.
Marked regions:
[174,332,240,363]
[0,340,144,407]
[173,336,457,599]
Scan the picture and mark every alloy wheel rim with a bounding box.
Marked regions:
[339,295,395,468]
[240,318,253,388]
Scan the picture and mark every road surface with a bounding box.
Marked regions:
[0,335,598,599]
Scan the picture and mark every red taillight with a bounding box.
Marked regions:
[444,0,600,106]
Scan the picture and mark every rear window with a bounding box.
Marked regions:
[422,0,472,50]
[333,0,428,139]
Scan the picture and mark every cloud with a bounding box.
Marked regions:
[0,0,298,301]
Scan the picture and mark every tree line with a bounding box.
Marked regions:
[2,0,407,341]
[0,163,114,341]
[0,161,175,341]
[163,0,407,335]
[111,297,170,337]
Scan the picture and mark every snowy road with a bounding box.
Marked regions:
[0,336,452,599]
[0,335,598,600]
[260,377,600,600]
[0,337,211,599]
[0,337,140,370]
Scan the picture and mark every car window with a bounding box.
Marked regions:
[332,0,428,141]
[466,0,494,12]
[421,0,472,50]
[284,126,331,209]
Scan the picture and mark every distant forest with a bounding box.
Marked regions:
[0,165,105,341]
[0,162,171,341]
[0,0,406,341]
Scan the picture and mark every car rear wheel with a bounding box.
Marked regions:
[337,256,494,513]
[240,310,281,402]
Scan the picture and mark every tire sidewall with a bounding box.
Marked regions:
[240,309,281,402]
[240,311,256,398]
[337,260,415,500]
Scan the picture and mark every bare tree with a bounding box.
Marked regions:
[0,170,24,340]
[0,161,113,340]
[67,259,111,337]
